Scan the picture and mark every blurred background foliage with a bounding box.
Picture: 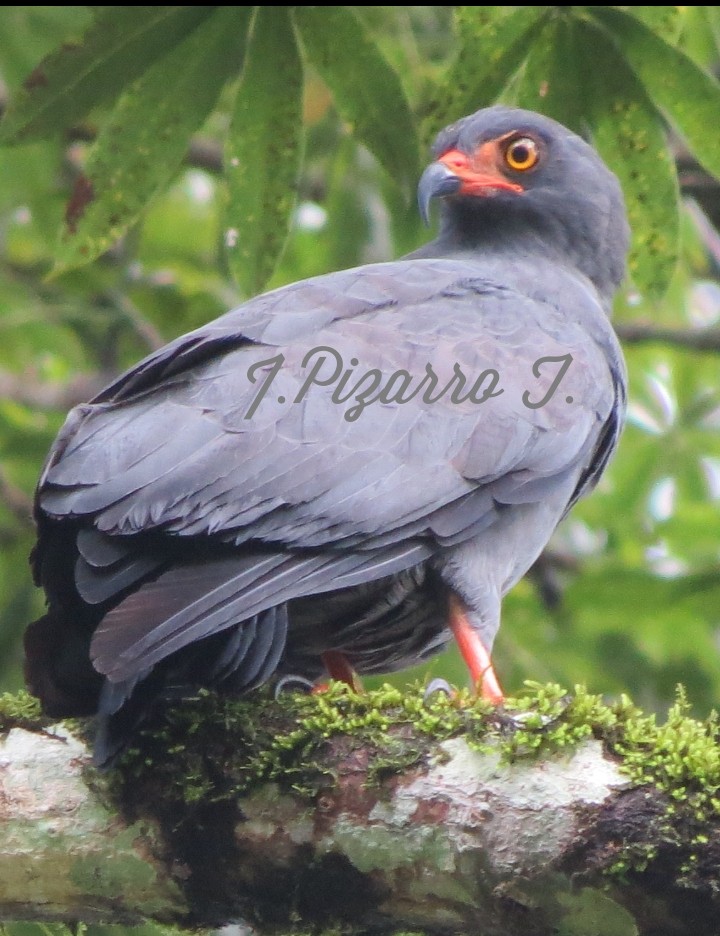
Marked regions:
[0,5,720,735]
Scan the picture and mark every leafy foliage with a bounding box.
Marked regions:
[0,7,719,751]
[4,6,717,296]
[54,7,249,273]
[0,6,420,287]
[0,7,216,144]
[225,6,304,293]
[509,14,680,299]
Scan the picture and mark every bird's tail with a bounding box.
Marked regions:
[24,608,103,717]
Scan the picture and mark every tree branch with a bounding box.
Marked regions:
[0,371,106,412]
[615,322,720,352]
[0,725,184,924]
[2,687,720,935]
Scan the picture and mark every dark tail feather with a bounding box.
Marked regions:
[92,604,289,767]
[24,610,102,717]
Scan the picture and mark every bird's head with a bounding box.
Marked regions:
[418,106,630,307]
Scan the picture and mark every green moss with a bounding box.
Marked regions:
[6,678,720,890]
[111,680,720,813]
[496,680,620,761]
[610,687,720,815]
[116,681,720,892]
[115,682,488,806]
[8,679,720,824]
[0,689,45,733]
[0,690,88,744]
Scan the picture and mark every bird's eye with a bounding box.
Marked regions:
[504,136,539,172]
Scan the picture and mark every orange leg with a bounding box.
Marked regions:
[315,650,364,693]
[448,593,504,704]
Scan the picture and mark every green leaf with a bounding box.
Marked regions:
[0,141,66,241]
[616,6,685,45]
[0,7,91,91]
[425,7,547,140]
[580,25,680,300]
[703,6,720,51]
[293,6,419,193]
[504,15,585,127]
[53,7,251,274]
[511,15,679,299]
[675,6,720,69]
[225,7,305,294]
[592,7,720,181]
[0,7,217,145]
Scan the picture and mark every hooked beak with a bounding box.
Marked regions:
[417,162,462,226]
[417,149,524,226]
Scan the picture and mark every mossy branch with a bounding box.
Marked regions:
[2,684,720,935]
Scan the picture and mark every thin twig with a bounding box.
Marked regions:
[615,322,720,352]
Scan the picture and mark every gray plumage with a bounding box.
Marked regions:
[25,106,628,763]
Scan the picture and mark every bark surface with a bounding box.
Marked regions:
[1,702,719,936]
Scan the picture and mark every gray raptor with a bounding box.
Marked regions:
[25,106,629,764]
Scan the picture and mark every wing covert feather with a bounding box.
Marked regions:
[39,257,622,552]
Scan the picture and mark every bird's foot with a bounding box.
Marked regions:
[503,692,572,730]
